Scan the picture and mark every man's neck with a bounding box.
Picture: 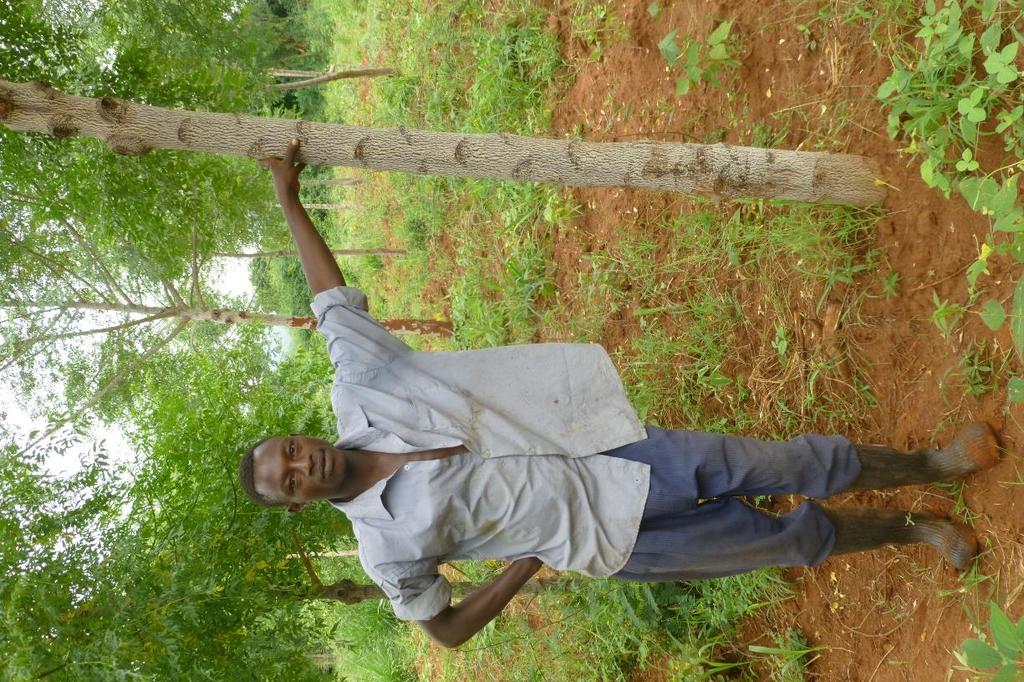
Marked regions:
[336,445,468,500]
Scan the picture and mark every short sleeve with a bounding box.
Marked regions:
[310,285,410,372]
[311,285,369,314]
[387,573,452,621]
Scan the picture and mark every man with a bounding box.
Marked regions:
[239,140,999,648]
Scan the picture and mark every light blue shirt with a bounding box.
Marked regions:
[332,451,650,621]
[312,286,647,457]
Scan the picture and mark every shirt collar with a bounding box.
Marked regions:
[327,471,396,521]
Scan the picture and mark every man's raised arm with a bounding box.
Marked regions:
[261,139,346,295]
[417,557,543,648]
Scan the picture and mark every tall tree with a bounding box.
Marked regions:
[269,66,398,91]
[0,203,448,456]
[0,337,352,681]
[0,79,887,206]
[215,246,404,257]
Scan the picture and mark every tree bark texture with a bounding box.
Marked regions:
[214,247,405,258]
[269,68,397,91]
[268,69,327,79]
[0,79,886,206]
[15,300,452,336]
[302,202,363,210]
[301,177,362,186]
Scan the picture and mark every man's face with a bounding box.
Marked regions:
[252,435,348,511]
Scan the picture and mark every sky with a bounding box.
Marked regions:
[4,256,258,478]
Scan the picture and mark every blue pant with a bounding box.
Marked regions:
[606,426,861,581]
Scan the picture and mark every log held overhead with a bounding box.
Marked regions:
[0,78,887,206]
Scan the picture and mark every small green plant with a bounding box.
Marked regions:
[772,323,790,362]
[954,601,1024,680]
[881,271,901,299]
[658,20,739,94]
[569,1,626,63]
[931,291,966,338]
[958,340,1007,397]
[749,628,825,681]
[877,0,1024,293]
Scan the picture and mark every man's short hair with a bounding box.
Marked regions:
[238,436,283,507]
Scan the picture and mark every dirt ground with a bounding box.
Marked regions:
[542,0,1024,679]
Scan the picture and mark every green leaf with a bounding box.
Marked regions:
[968,106,987,123]
[992,663,1020,682]
[658,30,681,65]
[675,76,691,95]
[960,176,981,206]
[992,177,1019,215]
[877,78,898,99]
[958,34,975,58]
[685,40,701,66]
[996,65,1018,85]
[920,158,936,187]
[707,20,732,45]
[984,50,1006,75]
[980,299,1006,331]
[981,0,998,21]
[996,111,1017,134]
[962,638,1003,668]
[1001,42,1019,61]
[989,603,1020,657]
[967,258,988,288]
[708,42,728,61]
[1013,278,1024,363]
[960,116,979,144]
[966,177,1001,212]
[993,207,1023,233]
[647,1,661,18]
[980,22,1002,51]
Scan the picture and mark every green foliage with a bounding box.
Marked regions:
[956,340,1008,397]
[351,0,560,135]
[2,330,349,680]
[980,297,1007,330]
[250,255,314,317]
[567,1,627,63]
[877,0,1024,290]
[659,20,739,94]
[0,0,311,441]
[882,271,902,299]
[931,291,966,339]
[955,601,1024,680]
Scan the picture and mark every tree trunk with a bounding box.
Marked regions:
[0,79,887,206]
[269,69,328,79]
[269,68,397,92]
[301,177,362,187]
[302,202,363,211]
[7,300,452,336]
[286,550,359,559]
[214,247,405,258]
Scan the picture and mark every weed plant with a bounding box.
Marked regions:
[656,17,740,94]
[878,0,1024,370]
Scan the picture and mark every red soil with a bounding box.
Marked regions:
[541,1,1024,679]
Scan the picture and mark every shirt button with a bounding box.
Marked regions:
[403,464,411,471]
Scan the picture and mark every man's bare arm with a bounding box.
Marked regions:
[261,139,346,295]
[417,557,543,648]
